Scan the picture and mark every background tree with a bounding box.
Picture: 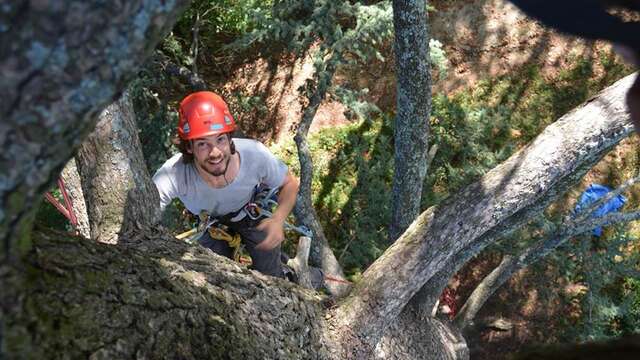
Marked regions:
[388,0,432,242]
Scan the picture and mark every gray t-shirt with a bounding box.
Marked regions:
[152,138,288,219]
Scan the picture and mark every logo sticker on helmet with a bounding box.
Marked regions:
[210,124,224,130]
[224,116,232,125]
[183,123,190,133]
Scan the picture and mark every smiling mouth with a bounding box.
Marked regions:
[208,157,224,165]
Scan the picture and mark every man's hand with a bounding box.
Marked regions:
[255,217,285,250]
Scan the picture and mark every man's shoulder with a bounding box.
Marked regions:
[155,153,187,176]
[235,138,272,155]
[234,137,262,149]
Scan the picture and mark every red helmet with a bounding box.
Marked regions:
[178,91,237,140]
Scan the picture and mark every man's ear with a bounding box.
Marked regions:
[186,140,193,154]
[228,133,236,154]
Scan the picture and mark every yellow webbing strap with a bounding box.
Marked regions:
[175,227,197,240]
[208,226,243,262]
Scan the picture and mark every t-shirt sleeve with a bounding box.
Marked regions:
[152,166,178,213]
[255,141,288,189]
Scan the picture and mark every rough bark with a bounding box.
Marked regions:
[388,0,432,243]
[0,3,188,359]
[0,0,190,261]
[375,309,469,360]
[293,51,351,297]
[2,228,331,359]
[75,89,160,244]
[329,74,636,350]
[60,158,91,238]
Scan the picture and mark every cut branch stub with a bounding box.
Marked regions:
[288,236,313,289]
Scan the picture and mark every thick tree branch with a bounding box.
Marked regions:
[0,0,190,262]
[331,73,637,349]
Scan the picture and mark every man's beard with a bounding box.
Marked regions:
[201,154,231,177]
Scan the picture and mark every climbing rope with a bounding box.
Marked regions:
[44,177,79,233]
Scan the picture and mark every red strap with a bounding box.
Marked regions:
[44,177,78,231]
[324,275,352,284]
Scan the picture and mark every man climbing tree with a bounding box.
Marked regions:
[153,91,300,278]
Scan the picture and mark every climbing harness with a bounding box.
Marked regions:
[175,186,324,285]
[243,185,313,238]
[175,210,246,262]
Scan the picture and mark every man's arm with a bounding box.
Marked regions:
[256,171,300,250]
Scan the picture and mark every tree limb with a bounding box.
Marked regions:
[293,50,351,297]
[454,205,640,330]
[331,73,637,349]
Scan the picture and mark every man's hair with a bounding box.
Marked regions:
[173,133,235,164]
[173,136,194,164]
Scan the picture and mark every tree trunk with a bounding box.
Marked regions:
[0,3,188,359]
[294,51,351,297]
[60,158,91,238]
[0,0,190,261]
[329,74,636,350]
[388,0,432,242]
[75,89,160,244]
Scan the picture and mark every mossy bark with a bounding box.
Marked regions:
[2,228,331,359]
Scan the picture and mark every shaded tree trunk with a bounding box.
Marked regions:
[2,228,331,359]
[0,2,189,359]
[388,0,432,242]
[76,89,160,243]
[60,158,91,238]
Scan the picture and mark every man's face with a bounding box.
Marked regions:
[190,133,232,177]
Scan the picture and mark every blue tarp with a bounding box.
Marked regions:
[574,184,626,237]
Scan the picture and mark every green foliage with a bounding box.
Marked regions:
[274,116,395,274]
[129,78,178,173]
[34,189,69,232]
[230,0,395,122]
[429,39,448,79]
[163,0,273,67]
[275,50,631,277]
[423,52,630,208]
[556,229,640,341]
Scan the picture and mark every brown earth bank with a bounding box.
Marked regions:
[202,0,638,357]
[216,0,625,145]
